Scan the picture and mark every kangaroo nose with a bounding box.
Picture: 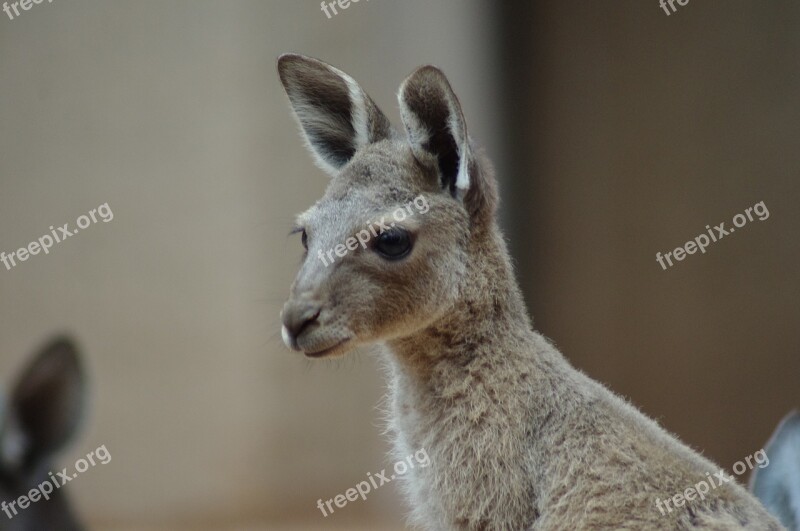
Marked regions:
[281,302,321,349]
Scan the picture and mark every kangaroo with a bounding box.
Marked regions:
[0,337,86,531]
[750,411,800,530]
[278,53,785,530]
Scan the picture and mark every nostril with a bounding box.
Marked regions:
[284,305,321,340]
[294,308,320,337]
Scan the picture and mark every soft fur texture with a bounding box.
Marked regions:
[278,53,783,530]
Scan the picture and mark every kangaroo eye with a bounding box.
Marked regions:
[374,228,412,259]
[301,230,308,250]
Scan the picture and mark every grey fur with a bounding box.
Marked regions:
[751,411,800,529]
[278,54,783,530]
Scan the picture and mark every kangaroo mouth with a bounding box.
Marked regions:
[304,339,351,358]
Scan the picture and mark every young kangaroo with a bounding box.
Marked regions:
[0,337,86,531]
[278,54,784,529]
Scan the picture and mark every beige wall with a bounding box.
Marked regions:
[0,1,500,528]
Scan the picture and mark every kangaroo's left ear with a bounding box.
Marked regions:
[278,53,392,177]
[398,65,496,220]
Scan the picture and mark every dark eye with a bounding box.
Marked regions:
[301,230,308,250]
[374,228,412,259]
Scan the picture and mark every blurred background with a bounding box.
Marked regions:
[0,0,797,529]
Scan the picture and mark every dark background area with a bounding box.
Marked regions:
[499,0,800,472]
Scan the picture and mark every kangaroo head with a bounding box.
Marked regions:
[0,337,85,531]
[278,54,498,358]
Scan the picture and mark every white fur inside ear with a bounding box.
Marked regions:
[397,81,431,150]
[342,73,369,150]
[404,112,431,150]
[455,144,470,192]
[447,101,470,192]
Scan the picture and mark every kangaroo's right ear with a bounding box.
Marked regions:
[277,54,392,177]
[750,410,800,530]
[397,65,497,222]
[1,337,85,473]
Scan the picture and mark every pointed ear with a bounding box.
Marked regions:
[277,53,392,176]
[1,337,85,472]
[750,410,800,529]
[398,66,495,219]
